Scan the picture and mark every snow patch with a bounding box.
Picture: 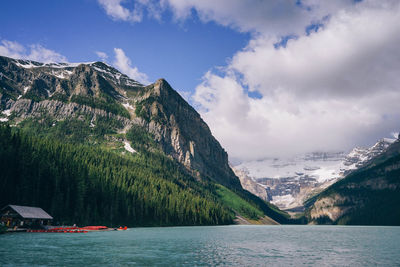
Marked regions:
[124,141,136,153]
[92,66,123,84]
[0,117,9,122]
[122,102,134,110]
[311,167,340,183]
[93,66,108,74]
[2,109,11,116]
[23,86,29,93]
[45,89,54,97]
[15,62,38,69]
[125,79,142,87]
[92,65,141,87]
[14,59,95,69]
[44,62,95,68]
[271,194,295,208]
[89,117,95,128]
[51,70,73,79]
[383,138,396,144]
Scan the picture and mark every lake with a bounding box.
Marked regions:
[1,225,399,266]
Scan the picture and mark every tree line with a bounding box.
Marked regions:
[0,125,233,227]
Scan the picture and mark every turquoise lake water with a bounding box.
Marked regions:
[1,225,399,266]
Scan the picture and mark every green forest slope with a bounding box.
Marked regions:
[0,125,295,226]
[305,141,400,225]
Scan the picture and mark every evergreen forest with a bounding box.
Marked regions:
[0,125,234,226]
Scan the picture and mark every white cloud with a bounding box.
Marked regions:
[97,0,322,35]
[97,0,164,22]
[95,51,109,61]
[0,40,25,59]
[98,0,138,22]
[230,2,400,99]
[27,44,68,63]
[161,0,311,35]
[193,0,400,160]
[113,48,150,84]
[0,40,150,87]
[100,0,360,36]
[0,40,67,63]
[97,0,400,161]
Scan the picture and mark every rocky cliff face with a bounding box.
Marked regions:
[232,167,270,201]
[4,99,130,125]
[305,140,400,225]
[0,55,241,189]
[136,79,241,188]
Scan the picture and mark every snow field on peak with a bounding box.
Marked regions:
[236,154,345,183]
[235,137,396,210]
[14,59,95,69]
[12,58,143,88]
[270,194,296,208]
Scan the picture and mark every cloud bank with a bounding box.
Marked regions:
[0,40,68,63]
[193,0,400,160]
[93,0,400,160]
[97,0,163,23]
[95,51,109,61]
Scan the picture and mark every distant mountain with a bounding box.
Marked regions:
[0,55,293,225]
[233,138,396,211]
[305,139,400,225]
[232,167,269,202]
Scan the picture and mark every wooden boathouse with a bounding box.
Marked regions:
[1,205,53,228]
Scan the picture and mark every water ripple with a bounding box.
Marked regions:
[0,225,399,266]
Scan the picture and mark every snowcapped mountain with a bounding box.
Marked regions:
[233,137,397,211]
[9,58,143,88]
[343,138,397,169]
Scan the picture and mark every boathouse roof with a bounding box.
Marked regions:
[2,205,53,220]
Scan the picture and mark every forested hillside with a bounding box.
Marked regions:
[305,141,400,225]
[0,56,296,226]
[0,125,233,226]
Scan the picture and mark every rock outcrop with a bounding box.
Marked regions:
[0,55,241,189]
[305,140,400,225]
[232,167,270,201]
[136,79,241,188]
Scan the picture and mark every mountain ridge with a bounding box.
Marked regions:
[0,55,240,188]
[233,137,396,211]
[0,55,292,225]
[304,139,400,225]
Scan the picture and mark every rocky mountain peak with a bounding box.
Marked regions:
[234,136,397,210]
[0,55,241,190]
[136,77,241,188]
[344,138,395,168]
[152,78,183,102]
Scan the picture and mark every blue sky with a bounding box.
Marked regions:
[1,0,399,160]
[0,0,249,93]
